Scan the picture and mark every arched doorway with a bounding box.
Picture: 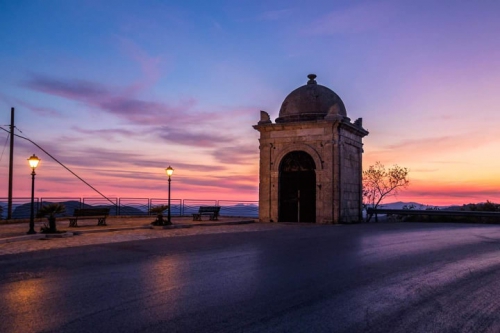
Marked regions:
[278,151,316,222]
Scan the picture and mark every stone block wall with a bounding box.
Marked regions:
[339,128,364,223]
[254,118,367,224]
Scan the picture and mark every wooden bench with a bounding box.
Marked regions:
[69,208,110,227]
[192,206,221,221]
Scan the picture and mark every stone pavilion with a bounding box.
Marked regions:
[253,74,369,223]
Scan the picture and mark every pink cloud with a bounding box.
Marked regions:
[116,37,163,95]
[365,131,496,164]
[385,136,460,151]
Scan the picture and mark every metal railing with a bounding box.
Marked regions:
[0,197,40,219]
[367,208,500,223]
[218,200,259,217]
[0,197,258,220]
[149,198,182,216]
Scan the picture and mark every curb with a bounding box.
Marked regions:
[0,234,45,244]
[153,220,255,229]
[71,225,152,235]
[0,226,152,243]
[45,232,74,239]
[0,220,255,244]
[193,220,255,227]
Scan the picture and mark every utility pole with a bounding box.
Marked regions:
[7,107,14,220]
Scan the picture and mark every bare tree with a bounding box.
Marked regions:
[363,162,409,222]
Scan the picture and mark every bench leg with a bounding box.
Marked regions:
[97,218,107,226]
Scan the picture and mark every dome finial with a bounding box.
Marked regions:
[307,74,317,85]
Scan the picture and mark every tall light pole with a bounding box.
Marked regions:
[8,107,15,220]
[166,166,174,225]
[27,154,40,234]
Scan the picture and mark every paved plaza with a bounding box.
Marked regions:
[2,220,500,332]
[0,216,259,255]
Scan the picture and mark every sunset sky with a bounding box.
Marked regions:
[1,0,499,206]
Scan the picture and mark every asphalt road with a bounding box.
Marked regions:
[1,222,500,333]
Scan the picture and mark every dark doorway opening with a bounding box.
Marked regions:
[278,151,316,223]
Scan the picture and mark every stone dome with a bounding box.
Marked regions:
[276,74,347,123]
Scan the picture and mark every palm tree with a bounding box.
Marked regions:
[149,205,169,226]
[37,203,66,233]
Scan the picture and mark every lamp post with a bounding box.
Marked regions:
[27,154,40,234]
[166,166,174,225]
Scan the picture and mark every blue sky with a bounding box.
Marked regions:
[1,0,500,204]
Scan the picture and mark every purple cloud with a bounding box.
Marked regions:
[31,141,229,174]
[21,73,232,129]
[157,126,233,148]
[71,127,143,142]
[126,160,227,172]
[24,74,108,100]
[179,175,257,192]
[211,145,258,164]
[0,93,63,117]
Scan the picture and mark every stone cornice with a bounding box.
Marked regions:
[254,117,368,137]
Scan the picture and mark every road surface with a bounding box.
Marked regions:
[1,222,500,332]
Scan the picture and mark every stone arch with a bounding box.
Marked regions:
[272,144,323,173]
[278,150,316,223]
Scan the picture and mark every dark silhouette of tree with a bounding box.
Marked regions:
[462,200,499,212]
[363,162,410,222]
[37,203,66,233]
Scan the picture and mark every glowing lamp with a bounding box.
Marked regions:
[28,154,40,169]
[27,154,40,234]
[165,165,174,225]
[166,166,174,177]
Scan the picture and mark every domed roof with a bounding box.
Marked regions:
[276,74,347,123]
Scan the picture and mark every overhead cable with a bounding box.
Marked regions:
[0,126,116,207]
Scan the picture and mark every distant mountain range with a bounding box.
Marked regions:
[1,199,477,220]
[379,201,462,210]
[1,201,258,219]
[377,201,424,209]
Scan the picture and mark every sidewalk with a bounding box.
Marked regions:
[0,215,256,244]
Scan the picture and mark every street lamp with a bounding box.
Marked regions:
[166,166,174,225]
[27,154,40,234]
